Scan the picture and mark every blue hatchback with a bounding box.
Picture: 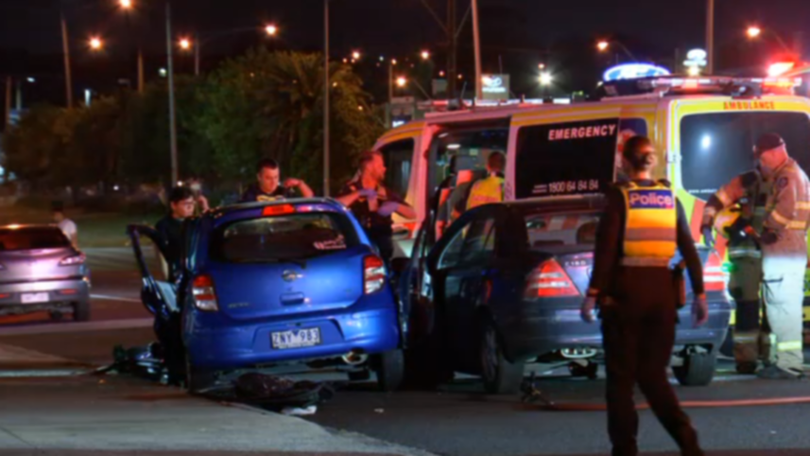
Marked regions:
[129,198,405,392]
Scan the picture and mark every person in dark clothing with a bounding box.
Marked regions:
[581,135,708,456]
[240,158,314,203]
[155,187,197,282]
[336,150,416,262]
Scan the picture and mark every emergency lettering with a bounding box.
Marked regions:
[723,101,776,111]
[627,190,675,209]
[549,124,617,141]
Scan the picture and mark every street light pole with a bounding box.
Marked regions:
[194,33,201,76]
[166,1,179,185]
[706,0,714,74]
[60,10,73,108]
[323,0,330,197]
[471,0,482,101]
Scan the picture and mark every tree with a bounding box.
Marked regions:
[196,48,384,192]
[2,105,70,191]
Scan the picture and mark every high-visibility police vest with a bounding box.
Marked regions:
[466,175,504,211]
[620,181,678,267]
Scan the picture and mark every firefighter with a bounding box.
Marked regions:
[701,170,773,374]
[751,133,810,379]
[465,151,505,211]
[581,136,707,456]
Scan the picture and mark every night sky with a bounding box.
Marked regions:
[1,0,809,101]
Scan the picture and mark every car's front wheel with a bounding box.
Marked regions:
[672,349,717,386]
[185,352,216,394]
[73,300,90,322]
[480,319,524,395]
[375,349,405,392]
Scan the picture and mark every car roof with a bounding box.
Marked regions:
[208,197,348,218]
[0,224,62,231]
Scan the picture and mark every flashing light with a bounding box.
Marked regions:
[768,62,796,77]
[262,204,296,216]
[603,63,671,82]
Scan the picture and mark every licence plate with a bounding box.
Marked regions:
[271,328,321,350]
[21,292,49,304]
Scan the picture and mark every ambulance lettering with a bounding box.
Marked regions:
[723,101,776,111]
[549,124,617,141]
[628,190,675,209]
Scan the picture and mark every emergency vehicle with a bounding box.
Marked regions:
[372,75,810,327]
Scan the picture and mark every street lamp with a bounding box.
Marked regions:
[352,50,361,60]
[89,37,103,50]
[179,38,192,50]
[265,24,278,36]
[538,63,546,70]
[746,26,762,39]
[597,41,609,52]
[119,0,133,9]
[596,39,637,63]
[396,76,407,87]
[745,25,793,54]
[539,72,553,86]
[421,50,430,60]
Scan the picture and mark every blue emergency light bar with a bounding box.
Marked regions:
[600,76,801,98]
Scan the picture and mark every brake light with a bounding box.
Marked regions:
[59,253,86,266]
[703,251,728,292]
[192,275,219,311]
[262,204,296,216]
[525,260,580,298]
[363,255,386,294]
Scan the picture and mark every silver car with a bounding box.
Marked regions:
[0,224,91,321]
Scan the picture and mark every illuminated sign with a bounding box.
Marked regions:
[723,101,776,111]
[603,63,671,81]
[480,74,510,100]
[684,49,708,68]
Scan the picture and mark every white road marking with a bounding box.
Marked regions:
[90,294,142,303]
[0,318,153,336]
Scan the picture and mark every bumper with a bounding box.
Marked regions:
[184,297,401,370]
[501,295,732,362]
[0,278,90,316]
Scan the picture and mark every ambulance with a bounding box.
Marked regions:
[371,75,810,326]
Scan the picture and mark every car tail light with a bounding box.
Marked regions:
[262,204,296,216]
[192,275,219,311]
[363,255,386,295]
[59,253,86,266]
[525,260,580,299]
[703,251,728,292]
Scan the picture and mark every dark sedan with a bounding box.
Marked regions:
[401,196,732,394]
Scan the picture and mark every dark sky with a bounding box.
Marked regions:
[1,0,809,100]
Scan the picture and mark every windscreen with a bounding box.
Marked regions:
[515,119,619,198]
[210,213,359,263]
[0,228,70,251]
[523,211,601,253]
[680,111,810,196]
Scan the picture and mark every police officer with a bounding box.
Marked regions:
[581,136,707,456]
[240,158,314,203]
[336,150,416,262]
[748,134,809,379]
[465,151,505,211]
[701,169,772,374]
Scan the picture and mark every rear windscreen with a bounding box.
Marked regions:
[210,213,359,263]
[515,119,619,198]
[522,211,601,253]
[0,228,70,251]
[680,112,810,196]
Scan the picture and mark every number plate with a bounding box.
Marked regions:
[271,328,321,349]
[21,292,49,304]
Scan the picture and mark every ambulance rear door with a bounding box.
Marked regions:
[667,96,810,324]
[505,106,624,201]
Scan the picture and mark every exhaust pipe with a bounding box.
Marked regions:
[342,350,368,366]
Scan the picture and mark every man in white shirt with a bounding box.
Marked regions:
[52,206,78,249]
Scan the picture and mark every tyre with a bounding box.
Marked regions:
[73,301,91,322]
[185,352,216,394]
[673,350,717,386]
[480,319,524,395]
[375,349,405,392]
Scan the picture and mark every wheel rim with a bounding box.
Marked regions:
[482,326,498,382]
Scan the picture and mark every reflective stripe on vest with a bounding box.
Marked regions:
[620,183,678,267]
[466,175,504,211]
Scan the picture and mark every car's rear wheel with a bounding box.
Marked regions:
[673,349,717,386]
[73,300,90,322]
[480,319,524,395]
[375,349,405,392]
[185,352,216,395]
